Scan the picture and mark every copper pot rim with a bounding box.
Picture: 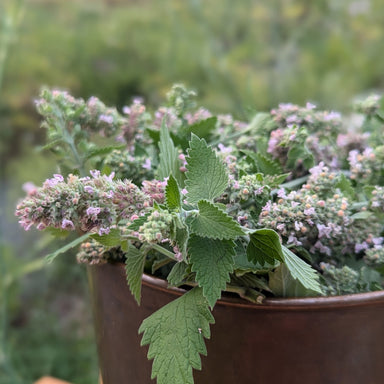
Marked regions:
[111,262,384,311]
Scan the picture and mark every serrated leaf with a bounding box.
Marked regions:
[174,223,189,260]
[165,174,181,211]
[240,150,283,176]
[233,240,278,274]
[269,263,316,297]
[282,246,322,294]
[185,134,228,204]
[139,287,215,384]
[85,145,126,160]
[255,153,283,175]
[248,112,273,135]
[45,233,91,263]
[186,116,217,138]
[189,235,235,308]
[125,243,146,305]
[287,145,314,169]
[167,261,189,287]
[247,229,284,266]
[91,228,122,247]
[351,211,374,220]
[127,213,151,231]
[157,120,184,186]
[263,173,290,188]
[188,200,245,240]
[335,173,355,200]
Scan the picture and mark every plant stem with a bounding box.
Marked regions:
[150,243,178,261]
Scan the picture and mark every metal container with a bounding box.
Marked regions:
[88,263,384,384]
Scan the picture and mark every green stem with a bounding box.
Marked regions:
[150,243,178,261]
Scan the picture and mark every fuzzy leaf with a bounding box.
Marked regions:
[335,173,355,200]
[247,229,284,266]
[85,145,125,160]
[157,120,183,185]
[254,153,283,175]
[185,134,228,204]
[45,233,91,263]
[165,174,182,211]
[282,246,322,294]
[287,145,314,169]
[186,116,217,138]
[269,263,316,297]
[127,213,151,231]
[91,228,122,247]
[234,240,278,274]
[125,243,146,304]
[139,287,215,384]
[167,261,189,287]
[188,200,245,240]
[189,235,235,308]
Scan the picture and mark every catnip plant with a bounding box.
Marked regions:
[15,85,384,384]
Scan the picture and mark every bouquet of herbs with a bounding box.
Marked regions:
[15,86,384,384]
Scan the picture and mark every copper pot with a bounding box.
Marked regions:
[87,263,384,384]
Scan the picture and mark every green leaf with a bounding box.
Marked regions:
[255,153,283,175]
[351,211,374,220]
[247,229,284,266]
[157,120,184,186]
[186,116,217,138]
[233,240,278,274]
[189,235,235,308]
[240,150,283,176]
[269,263,316,297]
[335,173,355,200]
[282,246,322,294]
[165,174,182,211]
[91,228,122,247]
[188,200,245,240]
[85,145,126,160]
[167,261,189,287]
[263,173,290,188]
[185,134,228,204]
[45,233,91,263]
[248,112,273,135]
[127,213,151,231]
[125,243,147,305]
[139,287,215,384]
[287,145,314,169]
[174,223,189,260]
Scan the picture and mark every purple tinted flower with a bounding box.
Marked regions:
[355,242,369,253]
[86,207,101,216]
[142,158,152,170]
[99,114,114,124]
[323,111,341,121]
[98,227,110,236]
[90,170,101,178]
[317,224,332,239]
[84,186,94,194]
[306,102,316,110]
[22,182,37,195]
[62,219,75,230]
[304,207,316,216]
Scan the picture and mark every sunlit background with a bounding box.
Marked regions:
[1,0,383,383]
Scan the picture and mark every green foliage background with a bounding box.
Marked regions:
[1,0,383,382]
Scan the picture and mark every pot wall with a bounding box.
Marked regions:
[87,263,384,384]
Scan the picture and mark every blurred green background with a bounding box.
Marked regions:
[1,0,383,382]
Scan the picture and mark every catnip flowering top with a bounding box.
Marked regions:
[15,84,384,384]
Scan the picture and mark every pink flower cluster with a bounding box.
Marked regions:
[259,165,383,260]
[15,171,153,235]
